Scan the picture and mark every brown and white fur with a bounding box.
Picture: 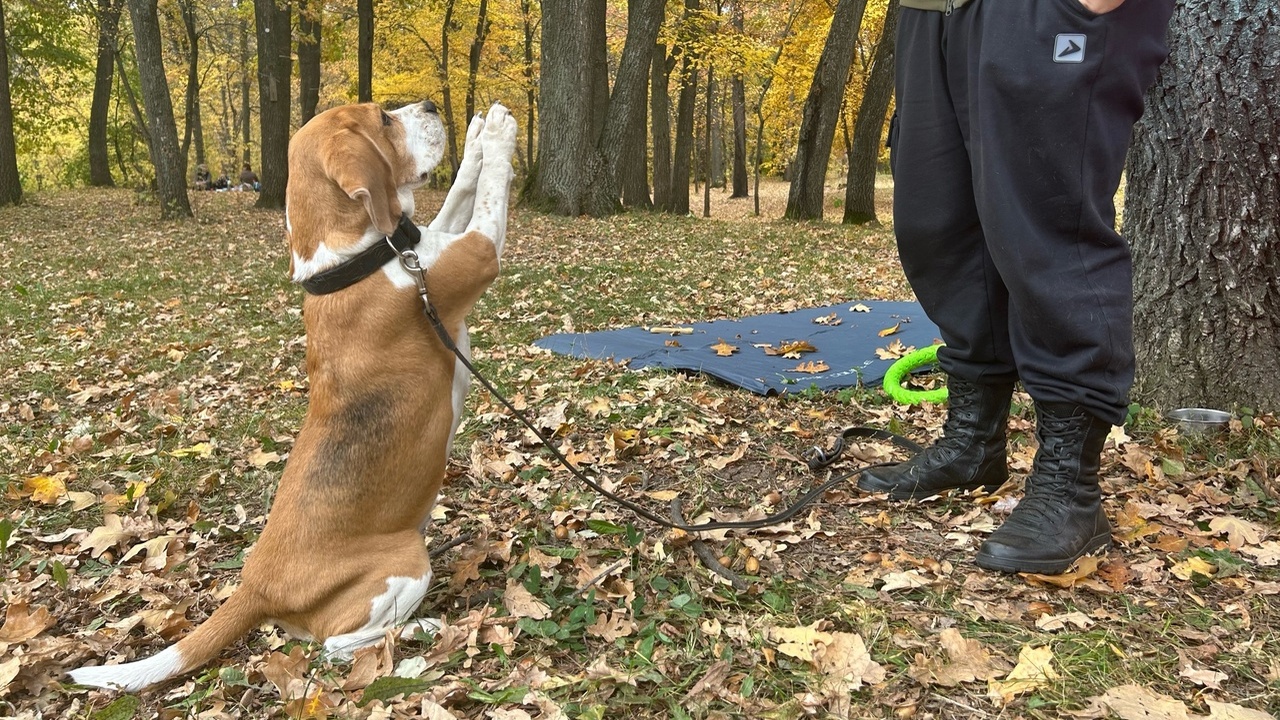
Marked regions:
[69,100,518,692]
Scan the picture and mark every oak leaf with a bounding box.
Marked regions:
[710,339,739,357]
[908,628,1006,687]
[0,600,54,643]
[1208,516,1263,550]
[987,645,1058,704]
[78,514,135,558]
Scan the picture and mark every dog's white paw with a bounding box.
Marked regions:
[458,114,485,175]
[480,104,518,164]
[398,617,443,640]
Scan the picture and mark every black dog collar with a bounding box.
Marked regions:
[299,214,422,296]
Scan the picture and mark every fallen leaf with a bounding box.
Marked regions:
[24,475,66,505]
[812,312,841,326]
[987,645,1058,704]
[875,339,915,360]
[711,339,738,357]
[0,600,54,643]
[684,660,732,703]
[1086,684,1193,720]
[791,360,830,374]
[248,448,281,468]
[705,444,747,470]
[1022,556,1102,588]
[1179,663,1228,690]
[878,322,901,337]
[1206,700,1277,720]
[1208,516,1263,550]
[587,610,636,643]
[0,655,20,697]
[1035,611,1094,632]
[1242,541,1280,567]
[850,304,871,312]
[262,645,311,700]
[908,628,1007,687]
[169,442,214,458]
[815,631,885,714]
[77,514,135,558]
[503,579,551,620]
[1170,556,1217,581]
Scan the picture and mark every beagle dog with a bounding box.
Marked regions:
[70,100,518,691]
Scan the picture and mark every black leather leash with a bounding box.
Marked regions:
[301,218,923,533]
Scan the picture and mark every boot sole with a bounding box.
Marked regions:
[974,533,1111,575]
[883,482,1003,501]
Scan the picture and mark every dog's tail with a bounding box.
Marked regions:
[69,588,264,692]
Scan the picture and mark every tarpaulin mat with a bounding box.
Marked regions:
[533,301,941,396]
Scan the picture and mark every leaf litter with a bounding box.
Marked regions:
[0,187,1277,718]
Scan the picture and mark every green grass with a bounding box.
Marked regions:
[1,186,1279,718]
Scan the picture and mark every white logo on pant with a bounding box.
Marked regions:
[1054,33,1087,63]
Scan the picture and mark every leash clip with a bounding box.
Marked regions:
[387,238,430,304]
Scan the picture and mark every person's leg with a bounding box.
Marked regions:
[858,7,1016,500]
[957,0,1174,572]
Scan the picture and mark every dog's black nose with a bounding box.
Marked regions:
[421,100,438,114]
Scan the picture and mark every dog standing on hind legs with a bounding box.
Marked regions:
[69,100,519,691]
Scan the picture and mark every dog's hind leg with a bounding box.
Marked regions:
[322,565,434,660]
[428,114,486,234]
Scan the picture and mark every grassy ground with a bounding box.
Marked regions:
[1,183,1278,719]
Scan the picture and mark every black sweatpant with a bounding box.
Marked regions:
[890,0,1173,425]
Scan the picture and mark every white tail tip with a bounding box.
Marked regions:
[68,646,186,692]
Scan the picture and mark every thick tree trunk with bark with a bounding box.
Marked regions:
[0,0,19,205]
[620,73,651,209]
[784,0,868,220]
[843,0,898,225]
[1127,4,1280,413]
[358,0,373,102]
[524,0,662,217]
[651,44,674,210]
[89,0,120,187]
[298,0,322,124]
[125,0,191,218]
[254,0,290,209]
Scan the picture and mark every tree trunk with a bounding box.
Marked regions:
[358,0,373,102]
[843,0,898,225]
[1127,3,1280,414]
[620,64,651,209]
[0,0,19,205]
[667,0,701,215]
[178,0,200,166]
[254,0,290,209]
[439,0,459,173]
[728,0,747,198]
[298,0,321,124]
[703,63,714,217]
[125,0,192,218]
[520,0,535,170]
[524,0,662,217]
[239,16,250,164]
[784,0,868,221]
[89,0,121,187]
[465,0,489,121]
[651,43,674,210]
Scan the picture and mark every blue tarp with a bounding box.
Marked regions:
[534,301,941,395]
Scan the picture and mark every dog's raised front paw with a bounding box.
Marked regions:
[480,104,518,164]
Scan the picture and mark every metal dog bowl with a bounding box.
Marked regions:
[1167,407,1231,435]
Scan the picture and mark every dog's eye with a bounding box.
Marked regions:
[381,111,392,127]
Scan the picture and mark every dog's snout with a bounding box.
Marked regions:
[421,100,438,114]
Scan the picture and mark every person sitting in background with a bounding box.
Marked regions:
[194,164,212,190]
[238,163,260,191]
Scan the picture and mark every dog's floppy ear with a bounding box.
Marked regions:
[322,128,402,236]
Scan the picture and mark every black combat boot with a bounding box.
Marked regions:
[975,401,1112,574]
[857,377,1014,500]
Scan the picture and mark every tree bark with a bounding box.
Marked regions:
[239,15,250,164]
[843,0,898,225]
[254,0,290,209]
[1127,3,1280,413]
[465,0,489,121]
[524,0,662,217]
[667,0,701,215]
[125,0,191,217]
[439,0,459,173]
[358,0,373,102]
[89,0,121,187]
[703,63,714,217]
[520,0,535,170]
[651,43,674,210]
[784,0,869,221]
[298,0,322,124]
[0,0,19,205]
[178,0,201,166]
[728,0,748,198]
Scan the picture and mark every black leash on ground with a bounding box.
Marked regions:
[389,238,924,533]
